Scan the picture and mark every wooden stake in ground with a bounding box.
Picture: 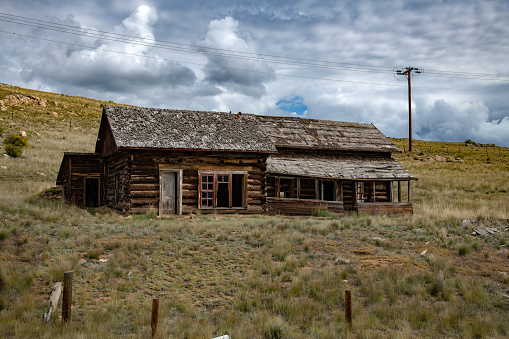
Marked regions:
[43,282,62,323]
[62,271,73,323]
[345,290,352,331]
[151,298,159,339]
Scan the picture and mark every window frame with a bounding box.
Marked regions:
[356,181,373,203]
[200,174,214,208]
[198,171,247,209]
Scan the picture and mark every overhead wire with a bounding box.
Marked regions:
[0,12,396,74]
[1,11,509,89]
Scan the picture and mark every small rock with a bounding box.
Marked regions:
[128,270,133,277]
[335,257,351,265]
[98,258,108,263]
[420,249,428,256]
[37,172,46,176]
[51,112,58,117]
[19,130,27,137]
[79,259,87,265]
[0,166,7,169]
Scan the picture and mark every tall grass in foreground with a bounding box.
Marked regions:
[0,84,508,337]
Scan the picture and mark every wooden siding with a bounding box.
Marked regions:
[357,202,413,216]
[58,154,101,207]
[266,197,344,216]
[105,151,131,214]
[374,181,392,202]
[300,178,316,200]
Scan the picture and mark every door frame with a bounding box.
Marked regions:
[83,177,100,207]
[159,169,183,216]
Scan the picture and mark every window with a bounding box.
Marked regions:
[200,173,246,208]
[279,178,293,198]
[320,180,336,201]
[216,174,229,207]
[201,174,214,208]
[356,182,370,202]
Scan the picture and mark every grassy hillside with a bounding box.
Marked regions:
[0,83,508,338]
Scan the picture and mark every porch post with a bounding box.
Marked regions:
[407,181,411,202]
[397,181,401,202]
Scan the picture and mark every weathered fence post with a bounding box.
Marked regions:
[62,271,73,323]
[345,290,352,331]
[43,282,62,323]
[151,298,159,338]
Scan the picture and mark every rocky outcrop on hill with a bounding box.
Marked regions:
[0,94,47,109]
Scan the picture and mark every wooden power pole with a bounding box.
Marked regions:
[395,67,422,152]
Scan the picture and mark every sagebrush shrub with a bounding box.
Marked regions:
[4,144,22,157]
[3,134,29,157]
[4,134,29,148]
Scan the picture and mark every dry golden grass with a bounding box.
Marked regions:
[0,83,508,338]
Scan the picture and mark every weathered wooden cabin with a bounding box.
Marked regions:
[56,106,416,216]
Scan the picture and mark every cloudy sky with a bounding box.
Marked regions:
[1,0,508,146]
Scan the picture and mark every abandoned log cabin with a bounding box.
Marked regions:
[56,106,417,216]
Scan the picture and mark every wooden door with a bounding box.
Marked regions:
[160,171,176,215]
[342,181,356,211]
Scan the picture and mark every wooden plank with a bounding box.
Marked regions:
[43,282,62,323]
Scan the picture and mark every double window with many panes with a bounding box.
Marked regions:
[200,172,246,208]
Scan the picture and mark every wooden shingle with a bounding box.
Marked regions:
[255,115,400,153]
[98,106,277,153]
[267,153,416,180]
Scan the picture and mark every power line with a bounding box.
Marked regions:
[2,11,509,81]
[0,12,396,75]
[1,29,507,94]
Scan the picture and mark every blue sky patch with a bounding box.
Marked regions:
[276,96,308,116]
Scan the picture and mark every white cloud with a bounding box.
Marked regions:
[200,16,275,98]
[415,99,509,145]
[18,5,198,103]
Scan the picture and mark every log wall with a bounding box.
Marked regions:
[266,197,344,216]
[105,151,131,214]
[60,154,101,207]
[106,150,268,215]
[357,202,413,216]
[374,181,392,202]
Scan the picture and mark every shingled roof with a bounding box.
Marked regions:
[255,115,400,153]
[267,153,416,180]
[99,106,277,153]
[97,106,402,155]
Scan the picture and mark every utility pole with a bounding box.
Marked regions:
[394,67,422,152]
